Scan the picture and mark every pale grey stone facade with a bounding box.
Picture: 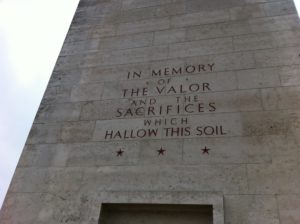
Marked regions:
[1,0,300,223]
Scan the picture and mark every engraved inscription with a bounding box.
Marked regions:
[100,63,229,141]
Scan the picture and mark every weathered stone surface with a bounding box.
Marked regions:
[27,123,61,144]
[229,4,266,20]
[2,0,300,223]
[117,18,170,35]
[224,195,280,224]
[171,10,230,28]
[61,121,95,143]
[154,29,186,45]
[70,83,103,102]
[278,195,300,224]
[183,136,271,164]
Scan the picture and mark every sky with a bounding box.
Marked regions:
[0,0,79,208]
[0,0,300,210]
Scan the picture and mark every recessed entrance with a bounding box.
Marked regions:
[99,203,213,224]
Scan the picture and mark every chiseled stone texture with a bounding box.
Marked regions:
[1,0,300,223]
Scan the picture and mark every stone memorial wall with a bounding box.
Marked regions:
[1,0,300,223]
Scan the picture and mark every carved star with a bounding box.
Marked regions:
[201,146,211,154]
[116,149,124,156]
[157,147,166,156]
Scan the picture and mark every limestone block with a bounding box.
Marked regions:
[171,10,230,28]
[171,165,247,193]
[234,33,274,51]
[70,8,120,27]
[98,32,153,51]
[186,14,300,41]
[36,192,94,224]
[241,110,290,136]
[186,20,252,41]
[9,168,49,193]
[18,144,69,168]
[234,30,300,51]
[119,2,186,23]
[273,163,300,194]
[183,136,271,164]
[46,168,84,194]
[77,0,98,9]
[262,86,300,110]
[272,30,300,47]
[279,65,300,86]
[81,166,161,192]
[122,0,173,10]
[249,14,300,33]
[186,0,244,13]
[54,55,81,70]
[10,167,82,194]
[236,68,281,89]
[247,163,300,194]
[42,85,72,104]
[245,0,288,3]
[92,1,122,16]
[27,123,61,144]
[229,4,265,20]
[70,83,103,102]
[117,18,170,35]
[254,47,300,67]
[65,26,92,43]
[278,195,300,224]
[0,193,42,224]
[48,69,82,87]
[90,25,117,39]
[264,0,297,16]
[169,37,233,58]
[81,165,247,193]
[224,195,280,224]
[35,103,81,122]
[247,164,275,194]
[155,2,186,17]
[266,135,299,164]
[118,6,157,23]
[154,29,186,45]
[80,45,169,67]
[77,52,100,68]
[61,121,95,143]
[60,38,99,56]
